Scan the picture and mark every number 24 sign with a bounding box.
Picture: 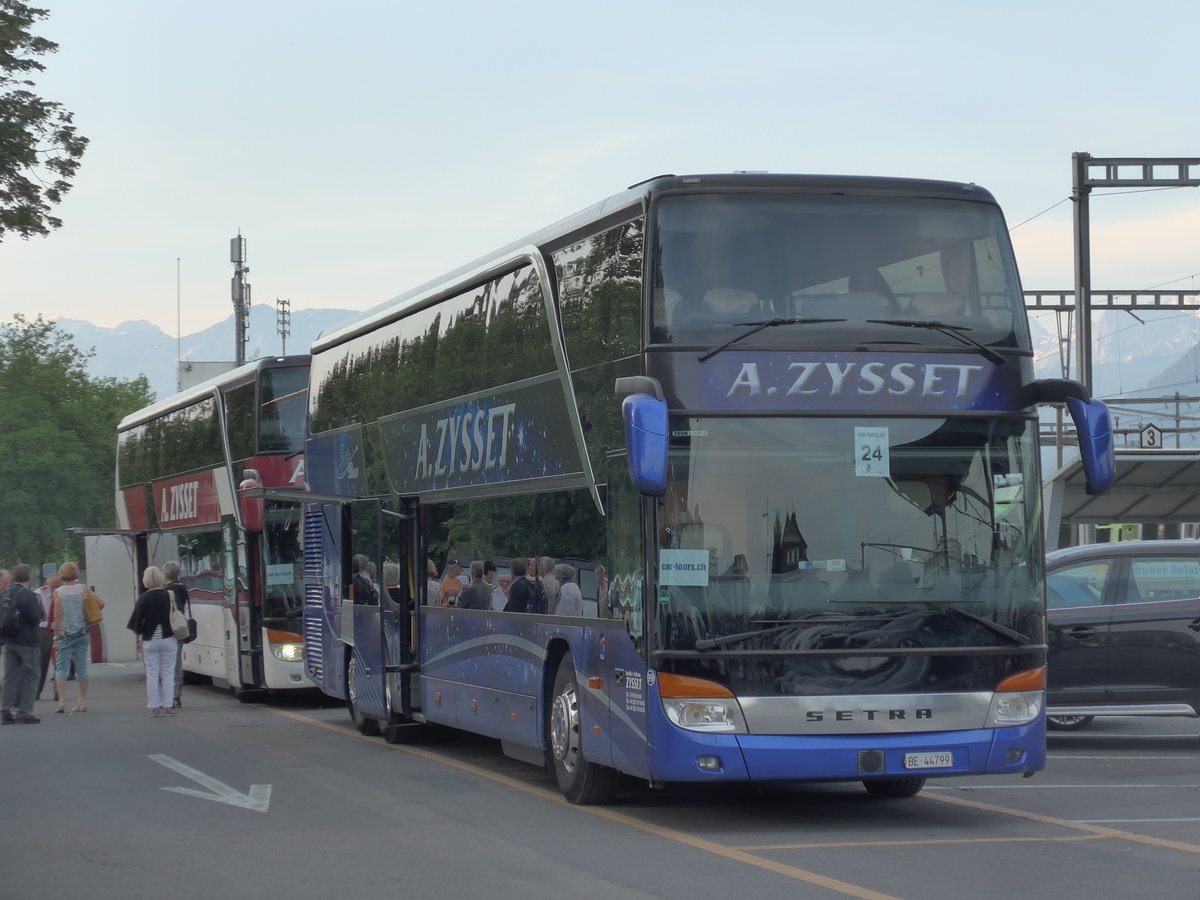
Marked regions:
[855,427,889,477]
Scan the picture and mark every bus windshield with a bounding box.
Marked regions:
[259,366,309,453]
[651,193,1028,351]
[261,500,304,625]
[653,416,1043,659]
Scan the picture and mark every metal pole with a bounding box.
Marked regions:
[231,234,249,367]
[176,257,182,391]
[276,297,291,356]
[1072,151,1093,394]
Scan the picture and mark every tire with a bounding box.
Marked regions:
[548,658,619,805]
[1046,714,1094,731]
[232,681,266,703]
[384,722,430,744]
[863,777,926,798]
[347,652,380,736]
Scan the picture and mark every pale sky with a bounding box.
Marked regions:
[4,0,1199,341]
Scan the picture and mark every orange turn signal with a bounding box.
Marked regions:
[657,672,735,699]
[996,667,1045,692]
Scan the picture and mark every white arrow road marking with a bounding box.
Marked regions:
[148,754,272,813]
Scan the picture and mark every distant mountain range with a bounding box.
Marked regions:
[1028,313,1200,400]
[61,303,1200,444]
[59,304,356,400]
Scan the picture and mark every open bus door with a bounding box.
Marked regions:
[230,520,265,696]
[344,498,420,738]
[346,499,385,734]
[381,501,420,740]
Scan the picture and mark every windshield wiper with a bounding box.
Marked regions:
[698,317,846,362]
[694,619,814,651]
[930,603,1032,645]
[827,597,1033,645]
[866,319,1007,365]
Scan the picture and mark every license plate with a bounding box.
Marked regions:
[904,751,954,770]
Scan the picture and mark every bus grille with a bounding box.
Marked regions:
[302,506,326,681]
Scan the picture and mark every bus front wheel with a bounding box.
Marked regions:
[863,777,926,798]
[548,658,619,805]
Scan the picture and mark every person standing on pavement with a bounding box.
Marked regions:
[484,560,506,611]
[35,573,60,701]
[552,564,583,616]
[51,562,102,714]
[538,557,560,614]
[503,558,533,613]
[126,566,178,718]
[162,561,189,709]
[457,561,492,610]
[1,564,45,724]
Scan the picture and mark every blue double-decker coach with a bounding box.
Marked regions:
[287,173,1114,803]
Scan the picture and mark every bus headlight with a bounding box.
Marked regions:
[663,699,746,732]
[271,642,304,662]
[985,667,1045,727]
[658,672,747,734]
[267,629,304,662]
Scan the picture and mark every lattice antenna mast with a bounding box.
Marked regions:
[230,233,250,366]
[276,297,291,355]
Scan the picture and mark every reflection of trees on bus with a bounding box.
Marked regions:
[262,501,303,625]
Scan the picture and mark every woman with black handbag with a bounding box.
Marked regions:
[126,566,178,718]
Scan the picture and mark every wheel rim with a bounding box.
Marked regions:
[348,656,359,714]
[550,682,581,776]
[1049,715,1087,725]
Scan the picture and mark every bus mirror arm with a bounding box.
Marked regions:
[1021,378,1091,407]
[1023,379,1115,495]
[239,474,264,533]
[614,375,665,402]
[618,380,668,497]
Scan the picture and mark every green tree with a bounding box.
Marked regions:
[0,1,88,240]
[0,314,153,567]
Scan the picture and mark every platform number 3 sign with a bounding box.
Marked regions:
[855,426,889,477]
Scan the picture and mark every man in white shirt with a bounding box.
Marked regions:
[484,560,506,611]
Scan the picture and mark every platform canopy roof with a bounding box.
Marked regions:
[1043,448,1200,546]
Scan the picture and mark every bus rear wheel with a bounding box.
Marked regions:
[548,658,619,805]
[347,652,380,736]
[863,777,926,798]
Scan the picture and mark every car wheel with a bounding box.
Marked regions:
[1046,714,1094,731]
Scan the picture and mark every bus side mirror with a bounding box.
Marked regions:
[1066,396,1115,495]
[1025,379,1115,496]
[622,393,668,496]
[239,473,264,532]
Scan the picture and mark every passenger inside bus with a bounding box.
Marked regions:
[351,554,378,606]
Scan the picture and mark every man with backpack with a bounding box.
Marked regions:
[1,564,46,724]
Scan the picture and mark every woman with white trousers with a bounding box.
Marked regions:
[125,566,178,717]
